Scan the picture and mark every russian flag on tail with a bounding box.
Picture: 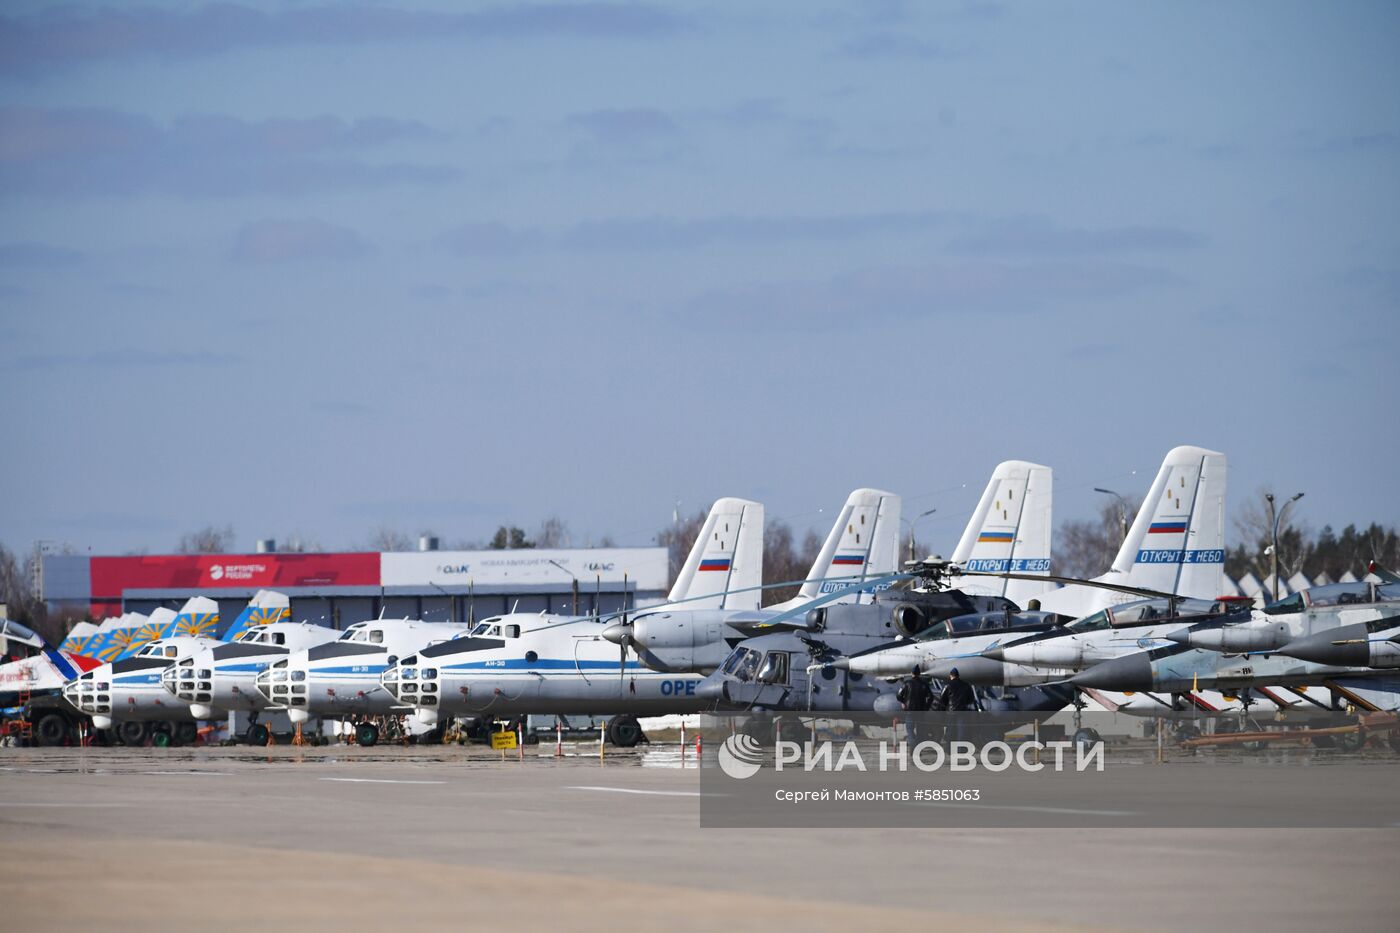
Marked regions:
[831,554,866,566]
[699,558,732,572]
[1149,521,1188,534]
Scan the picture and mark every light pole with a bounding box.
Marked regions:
[1264,492,1304,601]
[901,508,938,563]
[546,558,580,616]
[1093,488,1131,543]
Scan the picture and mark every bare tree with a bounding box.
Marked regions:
[1054,499,1140,580]
[656,509,708,581]
[177,524,235,554]
[366,526,413,552]
[1229,488,1310,580]
[536,515,570,548]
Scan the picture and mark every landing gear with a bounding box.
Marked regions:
[33,712,70,747]
[117,720,149,746]
[151,723,173,748]
[355,721,380,747]
[174,722,199,747]
[245,723,270,746]
[606,714,644,748]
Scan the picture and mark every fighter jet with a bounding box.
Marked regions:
[1175,579,1400,654]
[1068,633,1400,708]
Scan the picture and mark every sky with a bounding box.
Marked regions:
[1,1,1398,558]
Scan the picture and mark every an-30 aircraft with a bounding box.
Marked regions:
[377,496,769,745]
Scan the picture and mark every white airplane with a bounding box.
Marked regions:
[254,616,476,746]
[1033,445,1227,618]
[60,593,302,745]
[159,592,341,742]
[378,496,769,745]
[603,489,898,674]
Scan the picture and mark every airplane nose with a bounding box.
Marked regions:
[695,678,726,702]
[981,646,1006,661]
[1070,654,1153,691]
[1274,630,1366,666]
[1163,628,1190,645]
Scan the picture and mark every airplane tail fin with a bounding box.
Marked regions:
[951,461,1054,607]
[1037,445,1227,617]
[799,489,901,603]
[1110,445,1227,599]
[222,590,292,640]
[667,498,764,610]
[57,621,100,655]
[167,595,221,639]
[104,607,176,661]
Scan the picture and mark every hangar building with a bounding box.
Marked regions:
[41,545,670,633]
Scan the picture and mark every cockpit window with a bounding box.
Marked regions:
[1068,610,1111,633]
[272,632,285,645]
[721,647,762,680]
[1263,592,1305,615]
[915,623,952,642]
[757,651,789,685]
[164,646,178,657]
[369,630,384,644]
[1376,583,1400,603]
[1303,582,1374,608]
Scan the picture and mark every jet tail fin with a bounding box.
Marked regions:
[668,498,764,610]
[951,461,1054,608]
[799,489,901,603]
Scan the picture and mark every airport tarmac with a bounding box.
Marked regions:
[1,744,1396,932]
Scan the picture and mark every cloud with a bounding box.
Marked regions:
[0,107,456,197]
[232,219,372,263]
[11,348,243,371]
[441,209,952,255]
[683,260,1181,330]
[0,241,84,268]
[0,4,692,75]
[946,218,1204,255]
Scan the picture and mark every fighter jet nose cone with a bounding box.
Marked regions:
[1071,655,1151,691]
[981,647,1005,662]
[828,657,850,671]
[601,623,629,646]
[1163,628,1189,645]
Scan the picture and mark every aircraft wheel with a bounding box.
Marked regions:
[1072,727,1101,748]
[151,725,172,748]
[174,722,199,746]
[606,714,644,748]
[355,722,380,747]
[245,723,270,746]
[1338,730,1366,753]
[117,720,149,746]
[33,712,70,747]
